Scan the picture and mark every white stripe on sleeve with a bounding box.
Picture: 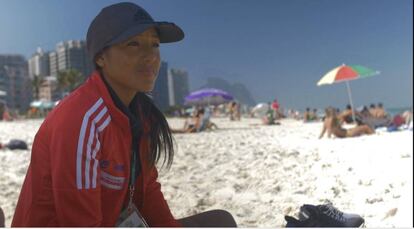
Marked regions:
[76,98,104,189]
[91,115,111,188]
[84,106,108,189]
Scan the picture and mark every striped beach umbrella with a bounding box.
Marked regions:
[317,64,380,86]
[317,64,380,122]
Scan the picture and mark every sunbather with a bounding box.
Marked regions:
[355,105,392,129]
[172,108,218,133]
[303,108,312,122]
[319,107,374,139]
[172,109,203,133]
[375,103,388,118]
[262,107,278,125]
[402,110,413,126]
[198,108,218,131]
[369,104,376,117]
[303,108,318,122]
[339,104,355,124]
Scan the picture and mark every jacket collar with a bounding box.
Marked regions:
[89,71,133,129]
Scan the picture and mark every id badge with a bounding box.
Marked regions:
[116,203,149,227]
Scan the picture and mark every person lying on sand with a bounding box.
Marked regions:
[353,105,393,129]
[319,107,374,139]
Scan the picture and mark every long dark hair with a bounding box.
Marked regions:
[137,92,174,169]
[95,65,174,169]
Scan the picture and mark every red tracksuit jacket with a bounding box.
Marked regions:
[12,72,181,227]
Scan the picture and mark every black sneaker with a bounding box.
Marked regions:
[285,215,320,227]
[299,204,365,227]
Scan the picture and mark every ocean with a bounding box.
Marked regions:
[387,106,412,117]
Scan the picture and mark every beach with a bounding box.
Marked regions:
[0,117,412,227]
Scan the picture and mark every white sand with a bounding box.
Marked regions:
[1,117,412,227]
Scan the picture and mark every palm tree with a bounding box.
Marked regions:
[57,69,84,97]
[31,74,44,101]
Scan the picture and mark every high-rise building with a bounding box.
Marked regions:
[28,47,50,79]
[0,68,8,102]
[152,61,170,111]
[49,51,58,77]
[54,40,92,78]
[168,68,189,107]
[0,55,31,112]
[39,76,59,102]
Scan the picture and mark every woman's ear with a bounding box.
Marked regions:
[95,53,105,68]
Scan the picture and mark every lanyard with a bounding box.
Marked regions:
[128,148,137,210]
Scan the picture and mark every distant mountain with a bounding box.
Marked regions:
[199,77,256,106]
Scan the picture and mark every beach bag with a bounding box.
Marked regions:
[6,139,28,150]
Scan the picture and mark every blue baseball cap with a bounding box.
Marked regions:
[86,2,184,61]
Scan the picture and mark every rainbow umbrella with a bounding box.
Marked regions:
[317,64,380,122]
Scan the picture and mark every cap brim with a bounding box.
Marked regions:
[155,22,185,43]
[107,22,184,47]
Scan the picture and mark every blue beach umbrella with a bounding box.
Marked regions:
[185,88,234,106]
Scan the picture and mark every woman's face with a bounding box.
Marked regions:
[97,27,161,94]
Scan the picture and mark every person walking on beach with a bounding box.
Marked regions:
[12,2,236,227]
[319,107,374,139]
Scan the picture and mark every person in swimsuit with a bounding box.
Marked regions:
[171,108,204,133]
[339,104,355,124]
[319,107,374,139]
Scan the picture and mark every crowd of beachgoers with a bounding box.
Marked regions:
[163,99,412,138]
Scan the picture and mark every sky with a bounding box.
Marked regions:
[0,0,412,110]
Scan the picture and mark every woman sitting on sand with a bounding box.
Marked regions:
[339,104,356,124]
[262,107,278,125]
[172,108,204,133]
[319,107,374,139]
[172,108,218,133]
[12,3,236,227]
[303,108,317,122]
[374,103,388,118]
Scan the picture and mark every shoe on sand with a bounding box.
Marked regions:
[285,203,364,227]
